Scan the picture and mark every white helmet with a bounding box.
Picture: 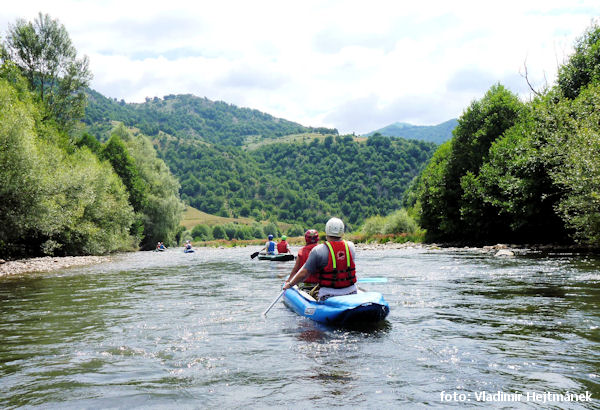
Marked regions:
[325,217,345,237]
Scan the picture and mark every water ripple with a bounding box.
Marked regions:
[0,247,598,408]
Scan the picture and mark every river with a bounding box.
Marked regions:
[0,246,598,408]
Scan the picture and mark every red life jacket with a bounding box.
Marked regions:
[318,240,356,288]
[297,243,319,283]
[277,240,289,253]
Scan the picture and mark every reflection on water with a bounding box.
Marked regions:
[0,247,599,408]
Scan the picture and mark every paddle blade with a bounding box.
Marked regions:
[250,251,259,259]
[357,277,388,283]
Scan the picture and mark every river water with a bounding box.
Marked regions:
[0,246,599,408]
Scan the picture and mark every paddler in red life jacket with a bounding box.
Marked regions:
[283,218,357,301]
[276,235,291,254]
[285,229,320,290]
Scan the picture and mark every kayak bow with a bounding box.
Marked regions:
[283,286,389,327]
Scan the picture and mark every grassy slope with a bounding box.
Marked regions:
[181,206,257,229]
[243,133,367,150]
[181,206,293,231]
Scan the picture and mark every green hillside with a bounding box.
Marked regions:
[364,119,458,144]
[84,90,336,146]
[84,91,436,229]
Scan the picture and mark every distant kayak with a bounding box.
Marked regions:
[257,253,294,261]
[283,286,389,327]
[184,249,195,253]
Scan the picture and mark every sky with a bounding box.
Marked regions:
[1,1,599,135]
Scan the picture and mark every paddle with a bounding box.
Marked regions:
[357,277,388,283]
[250,249,263,259]
[262,289,285,317]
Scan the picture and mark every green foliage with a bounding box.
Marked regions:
[183,133,433,228]
[361,209,420,236]
[415,22,600,246]
[251,225,265,239]
[234,225,254,240]
[101,133,148,212]
[223,224,237,240]
[247,135,434,227]
[418,84,524,242]
[212,225,226,239]
[549,84,600,243]
[0,16,183,257]
[361,215,386,236]
[44,149,136,255]
[107,125,184,249]
[382,209,420,235]
[414,140,452,236]
[83,88,435,229]
[286,224,304,237]
[0,77,49,254]
[0,77,134,257]
[3,13,91,132]
[76,132,102,153]
[84,91,335,146]
[557,22,600,100]
[191,224,212,241]
[263,222,280,238]
[469,95,566,242]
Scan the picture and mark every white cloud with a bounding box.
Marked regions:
[1,0,599,134]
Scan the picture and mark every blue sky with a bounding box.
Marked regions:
[2,0,598,134]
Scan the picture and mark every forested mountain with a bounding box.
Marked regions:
[364,119,458,144]
[84,90,336,146]
[161,133,435,228]
[84,92,436,229]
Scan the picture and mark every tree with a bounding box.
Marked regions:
[106,124,184,249]
[549,84,600,243]
[212,225,226,239]
[191,224,211,241]
[101,134,148,213]
[468,95,567,243]
[557,22,600,100]
[418,84,524,241]
[0,77,135,257]
[3,12,91,131]
[76,132,102,153]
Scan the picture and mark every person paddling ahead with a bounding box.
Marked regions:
[261,234,276,255]
[277,235,291,254]
[283,218,357,301]
[285,229,319,290]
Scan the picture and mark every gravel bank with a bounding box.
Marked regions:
[0,255,111,277]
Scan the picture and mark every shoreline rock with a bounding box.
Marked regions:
[353,241,598,256]
[0,255,111,277]
[354,242,430,251]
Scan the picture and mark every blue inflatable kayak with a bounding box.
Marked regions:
[184,249,195,253]
[283,286,389,327]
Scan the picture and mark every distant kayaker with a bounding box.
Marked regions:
[283,218,357,301]
[286,229,320,290]
[156,242,166,251]
[184,240,192,250]
[261,234,277,255]
[276,235,291,254]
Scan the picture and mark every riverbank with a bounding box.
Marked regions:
[1,241,593,278]
[0,255,111,277]
[192,240,524,256]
